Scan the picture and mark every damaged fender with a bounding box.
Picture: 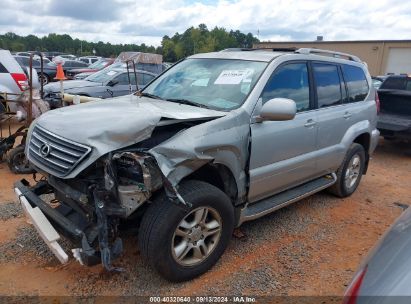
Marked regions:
[149,109,251,202]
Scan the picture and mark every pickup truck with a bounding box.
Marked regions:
[377,75,411,140]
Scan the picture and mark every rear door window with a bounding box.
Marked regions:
[405,79,411,91]
[342,65,369,102]
[260,62,310,112]
[313,63,342,108]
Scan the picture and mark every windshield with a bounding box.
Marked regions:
[88,60,109,69]
[142,58,267,110]
[85,68,120,83]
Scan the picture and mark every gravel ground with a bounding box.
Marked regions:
[0,201,22,221]
[0,139,409,298]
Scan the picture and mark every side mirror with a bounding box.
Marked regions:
[259,98,297,121]
[107,79,119,87]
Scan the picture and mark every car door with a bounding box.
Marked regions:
[314,62,369,174]
[248,61,319,202]
[110,72,138,97]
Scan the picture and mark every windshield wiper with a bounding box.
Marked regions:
[165,98,210,109]
[137,92,162,99]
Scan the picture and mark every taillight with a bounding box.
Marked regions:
[343,266,368,304]
[11,73,29,91]
[375,91,380,115]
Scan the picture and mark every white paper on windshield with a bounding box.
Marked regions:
[106,71,117,76]
[214,69,254,85]
[214,70,247,85]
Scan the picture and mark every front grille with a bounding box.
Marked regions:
[28,125,91,177]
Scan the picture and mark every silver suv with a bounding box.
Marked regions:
[15,48,379,282]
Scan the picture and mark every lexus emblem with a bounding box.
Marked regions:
[39,143,51,157]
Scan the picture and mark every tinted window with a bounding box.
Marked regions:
[342,65,369,102]
[313,63,342,108]
[72,61,88,67]
[80,58,88,63]
[380,77,406,90]
[15,57,30,66]
[261,63,310,112]
[63,61,72,67]
[406,80,411,91]
[142,74,155,85]
[115,73,145,86]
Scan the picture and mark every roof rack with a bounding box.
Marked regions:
[295,48,362,62]
[220,47,296,52]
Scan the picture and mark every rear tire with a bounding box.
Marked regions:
[138,180,234,282]
[328,143,365,198]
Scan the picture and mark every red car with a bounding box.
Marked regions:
[65,58,114,79]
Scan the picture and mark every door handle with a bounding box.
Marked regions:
[304,119,316,128]
[343,112,352,119]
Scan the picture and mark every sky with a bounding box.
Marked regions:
[2,0,411,46]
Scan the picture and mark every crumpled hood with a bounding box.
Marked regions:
[44,80,101,92]
[30,95,226,178]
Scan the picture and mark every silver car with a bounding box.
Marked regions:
[344,205,411,304]
[43,67,157,108]
[16,48,379,282]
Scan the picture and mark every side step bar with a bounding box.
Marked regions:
[238,173,337,226]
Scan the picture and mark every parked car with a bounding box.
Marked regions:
[377,75,411,141]
[66,58,114,79]
[14,55,57,85]
[78,56,101,65]
[61,60,89,69]
[73,71,95,80]
[52,54,77,63]
[371,76,387,89]
[43,67,157,108]
[0,50,31,112]
[16,48,379,282]
[43,52,64,61]
[344,205,411,304]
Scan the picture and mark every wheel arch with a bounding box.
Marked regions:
[182,163,239,206]
[353,132,371,174]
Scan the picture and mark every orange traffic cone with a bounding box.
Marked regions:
[54,63,67,80]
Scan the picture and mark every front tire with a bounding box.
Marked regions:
[329,143,365,197]
[7,145,35,174]
[38,73,50,86]
[138,180,234,282]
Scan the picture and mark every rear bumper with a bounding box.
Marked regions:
[377,113,411,139]
[370,129,380,154]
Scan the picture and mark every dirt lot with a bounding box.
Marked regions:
[0,138,409,298]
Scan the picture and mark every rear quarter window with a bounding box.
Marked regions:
[342,65,369,102]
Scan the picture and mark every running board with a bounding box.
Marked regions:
[238,173,337,226]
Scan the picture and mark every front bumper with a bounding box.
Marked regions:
[15,179,84,263]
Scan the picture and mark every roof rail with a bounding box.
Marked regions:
[221,47,296,52]
[295,48,362,62]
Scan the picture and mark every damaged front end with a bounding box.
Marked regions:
[15,151,179,270]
